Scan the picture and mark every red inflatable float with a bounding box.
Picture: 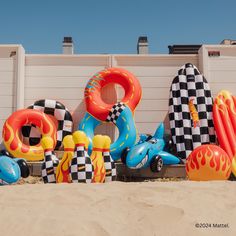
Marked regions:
[213,90,236,177]
[2,109,57,161]
[84,67,142,121]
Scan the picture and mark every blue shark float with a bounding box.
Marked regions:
[0,151,30,185]
[121,123,181,172]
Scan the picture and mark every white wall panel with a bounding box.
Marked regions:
[0,53,16,143]
[207,55,236,96]
[2,46,236,145]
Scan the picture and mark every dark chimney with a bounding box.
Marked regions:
[63,37,74,54]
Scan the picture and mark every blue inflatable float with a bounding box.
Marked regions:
[121,123,181,172]
[79,104,137,161]
[0,155,21,185]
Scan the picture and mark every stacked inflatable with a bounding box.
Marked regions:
[2,99,73,161]
[79,67,142,161]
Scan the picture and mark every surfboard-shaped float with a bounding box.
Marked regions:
[213,90,236,178]
[169,63,216,159]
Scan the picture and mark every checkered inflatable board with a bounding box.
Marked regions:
[169,63,216,159]
[22,99,73,149]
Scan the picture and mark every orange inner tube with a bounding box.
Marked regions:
[2,109,57,161]
[84,67,142,121]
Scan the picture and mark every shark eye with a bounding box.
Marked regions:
[148,139,157,144]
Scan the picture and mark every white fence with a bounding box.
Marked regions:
[1,45,236,142]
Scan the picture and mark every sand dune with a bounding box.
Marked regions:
[0,181,235,236]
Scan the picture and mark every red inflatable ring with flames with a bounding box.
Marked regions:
[2,109,57,161]
[84,67,142,121]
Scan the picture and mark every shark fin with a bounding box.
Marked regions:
[153,123,164,139]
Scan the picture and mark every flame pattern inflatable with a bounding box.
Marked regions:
[213,90,236,177]
[2,109,57,161]
[186,145,231,181]
[56,135,75,183]
[91,135,106,183]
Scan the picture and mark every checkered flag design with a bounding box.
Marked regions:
[103,151,116,182]
[106,102,126,124]
[41,151,59,183]
[21,125,41,146]
[22,99,73,149]
[169,63,216,159]
[69,147,94,183]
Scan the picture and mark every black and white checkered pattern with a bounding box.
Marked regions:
[103,151,116,182]
[169,63,216,159]
[69,146,94,183]
[106,102,126,124]
[21,125,41,146]
[41,151,59,183]
[22,99,73,149]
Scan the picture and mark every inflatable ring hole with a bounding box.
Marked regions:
[21,125,41,146]
[101,83,125,104]
[94,123,119,143]
[21,115,58,146]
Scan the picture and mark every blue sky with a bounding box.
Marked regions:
[0,0,235,54]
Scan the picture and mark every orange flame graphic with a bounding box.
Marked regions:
[56,153,72,183]
[91,153,106,183]
[188,98,200,128]
[3,109,57,161]
[186,145,231,181]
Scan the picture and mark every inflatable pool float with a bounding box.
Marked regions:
[213,90,236,177]
[121,123,181,171]
[186,144,231,181]
[84,67,141,121]
[0,155,21,185]
[80,67,141,160]
[169,63,216,159]
[22,99,73,149]
[2,109,57,161]
[79,103,137,161]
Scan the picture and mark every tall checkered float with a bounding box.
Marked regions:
[79,67,142,161]
[169,63,216,159]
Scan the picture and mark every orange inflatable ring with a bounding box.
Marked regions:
[2,109,57,161]
[84,67,142,121]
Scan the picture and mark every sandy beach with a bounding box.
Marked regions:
[0,181,235,236]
